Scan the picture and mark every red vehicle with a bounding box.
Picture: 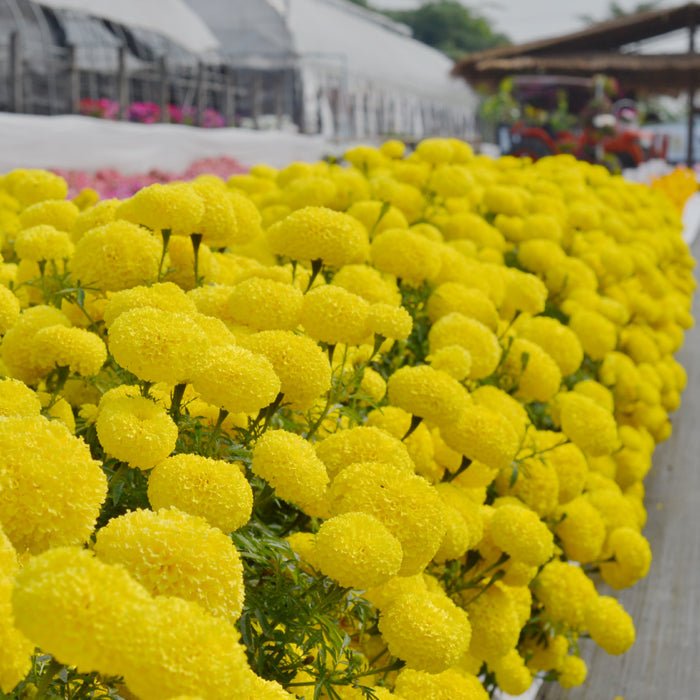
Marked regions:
[497,76,668,168]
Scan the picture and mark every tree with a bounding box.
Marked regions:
[579,1,660,24]
[380,1,510,59]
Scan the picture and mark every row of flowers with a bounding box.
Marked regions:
[0,138,695,699]
[79,98,227,128]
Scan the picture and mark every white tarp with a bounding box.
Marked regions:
[36,0,221,54]
[0,113,334,172]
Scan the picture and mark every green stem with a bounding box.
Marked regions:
[191,232,204,286]
[206,407,229,456]
[443,455,472,482]
[169,382,187,422]
[305,258,323,292]
[401,414,423,441]
[158,228,172,281]
[35,657,63,698]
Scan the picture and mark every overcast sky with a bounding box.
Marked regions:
[372,0,683,43]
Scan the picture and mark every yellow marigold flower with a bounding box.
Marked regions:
[441,212,505,250]
[0,378,41,417]
[433,482,483,561]
[117,182,205,235]
[501,269,548,319]
[148,454,252,533]
[371,228,441,285]
[360,366,387,402]
[441,404,519,472]
[379,590,471,672]
[483,185,527,216]
[518,238,566,273]
[428,345,472,381]
[555,496,606,563]
[415,137,459,164]
[71,198,120,241]
[228,277,303,331]
[558,654,588,688]
[0,306,70,384]
[241,330,331,409]
[366,302,412,340]
[300,285,370,345]
[267,206,369,268]
[0,286,20,335]
[393,668,488,700]
[554,392,619,456]
[0,525,33,693]
[503,337,561,403]
[252,430,329,512]
[364,573,428,611]
[568,309,618,360]
[191,344,280,415]
[109,307,208,385]
[19,199,79,232]
[32,325,107,377]
[164,234,214,289]
[585,596,635,655]
[524,633,569,672]
[103,282,196,328]
[331,264,401,306]
[347,200,409,237]
[315,425,414,479]
[96,396,177,469]
[328,461,446,575]
[380,139,406,159]
[122,594,254,700]
[534,560,596,629]
[314,512,403,589]
[71,221,161,291]
[5,169,67,207]
[94,508,244,624]
[491,649,533,696]
[0,415,105,554]
[514,316,583,376]
[387,364,470,426]
[466,582,521,661]
[14,224,74,261]
[427,283,499,329]
[428,164,475,198]
[541,439,587,503]
[498,455,559,516]
[489,504,553,566]
[12,546,151,675]
[573,379,615,412]
[428,313,501,379]
[599,527,652,589]
[188,180,240,247]
[471,385,530,440]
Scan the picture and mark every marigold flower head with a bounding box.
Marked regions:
[466,582,521,661]
[554,392,619,456]
[315,425,414,479]
[331,264,401,306]
[428,312,501,379]
[441,404,519,472]
[117,182,205,235]
[5,169,67,207]
[19,199,79,232]
[32,325,107,377]
[428,345,472,381]
[427,283,499,329]
[0,378,41,417]
[189,180,240,247]
[544,440,588,503]
[502,337,562,403]
[360,366,387,402]
[14,224,74,262]
[228,277,303,331]
[229,189,264,242]
[366,302,412,340]
[346,200,409,237]
[241,330,331,409]
[191,344,280,415]
[491,648,533,696]
[252,430,329,512]
[379,590,471,673]
[584,595,635,655]
[0,415,106,554]
[568,309,618,360]
[433,482,483,561]
[71,221,162,291]
[148,454,253,534]
[71,198,120,241]
[514,315,583,376]
[501,269,548,319]
[394,668,487,700]
[387,364,471,426]
[489,504,553,566]
[267,206,369,268]
[471,385,530,440]
[555,496,606,563]
[109,307,208,385]
[371,228,441,285]
[558,654,588,688]
[0,286,20,336]
[328,461,446,575]
[96,396,177,469]
[534,560,596,629]
[94,508,245,624]
[300,285,370,345]
[314,512,403,589]
[599,527,652,589]
[103,282,197,328]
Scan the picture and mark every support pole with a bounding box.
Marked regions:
[196,61,206,127]
[9,31,23,113]
[67,45,80,114]
[158,55,168,122]
[252,73,262,129]
[224,65,236,127]
[117,45,128,121]
[687,22,696,167]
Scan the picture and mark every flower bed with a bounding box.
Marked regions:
[79,98,227,128]
[0,139,695,700]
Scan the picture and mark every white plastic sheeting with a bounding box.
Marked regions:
[0,113,334,173]
[36,0,221,54]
